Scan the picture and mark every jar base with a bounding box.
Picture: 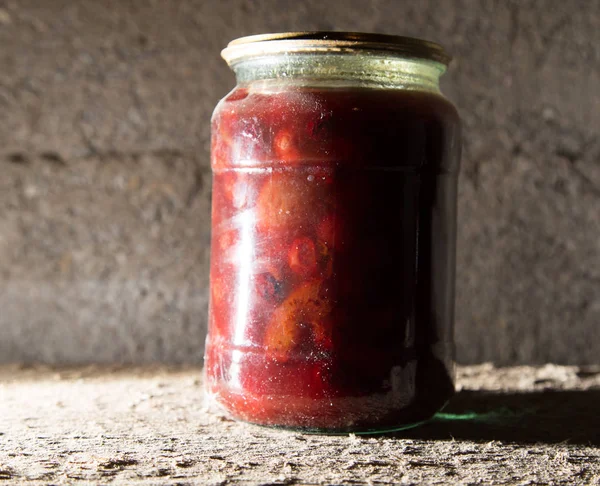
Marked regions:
[205,389,450,436]
[243,417,433,436]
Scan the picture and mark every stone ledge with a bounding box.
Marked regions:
[1,364,599,485]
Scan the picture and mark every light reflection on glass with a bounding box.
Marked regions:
[229,348,244,391]
[232,209,255,347]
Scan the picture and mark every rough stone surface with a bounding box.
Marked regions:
[0,0,599,364]
[1,364,599,485]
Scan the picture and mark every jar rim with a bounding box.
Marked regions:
[222,31,451,67]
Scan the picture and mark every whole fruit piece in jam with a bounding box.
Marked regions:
[256,174,324,234]
[273,129,302,163]
[263,280,333,361]
[288,237,318,278]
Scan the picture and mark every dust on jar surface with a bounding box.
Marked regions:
[205,32,461,433]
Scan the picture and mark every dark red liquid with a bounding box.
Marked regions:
[206,85,460,432]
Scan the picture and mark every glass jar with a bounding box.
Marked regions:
[205,32,461,433]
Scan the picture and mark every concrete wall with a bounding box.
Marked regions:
[1,0,598,364]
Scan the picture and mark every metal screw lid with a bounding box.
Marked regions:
[222,32,451,66]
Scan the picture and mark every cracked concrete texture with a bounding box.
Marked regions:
[1,364,599,484]
[0,0,599,364]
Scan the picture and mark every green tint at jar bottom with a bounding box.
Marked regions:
[248,418,431,436]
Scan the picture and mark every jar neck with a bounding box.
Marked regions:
[231,53,445,92]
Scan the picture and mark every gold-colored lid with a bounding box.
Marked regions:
[222,32,451,66]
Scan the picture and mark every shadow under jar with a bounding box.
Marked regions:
[205,32,461,433]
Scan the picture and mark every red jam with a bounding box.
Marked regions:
[206,85,460,432]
